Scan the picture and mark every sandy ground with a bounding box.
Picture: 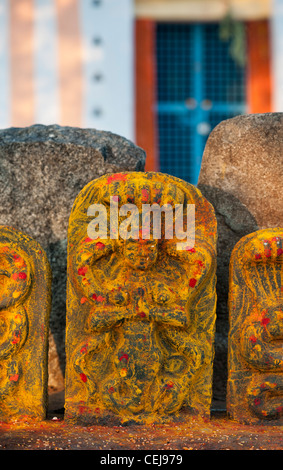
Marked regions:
[0,390,281,452]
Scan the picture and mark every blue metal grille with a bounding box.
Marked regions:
[157,23,246,184]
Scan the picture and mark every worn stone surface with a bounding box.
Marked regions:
[228,228,283,425]
[197,112,283,400]
[198,113,283,229]
[0,225,51,421]
[65,172,217,425]
[0,125,146,391]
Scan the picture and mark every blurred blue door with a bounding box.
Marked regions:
[157,23,246,185]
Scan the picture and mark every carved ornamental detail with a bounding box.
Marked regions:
[0,226,51,421]
[65,172,217,424]
[228,228,283,424]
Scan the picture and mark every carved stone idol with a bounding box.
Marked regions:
[65,172,217,424]
[228,228,283,424]
[0,226,51,421]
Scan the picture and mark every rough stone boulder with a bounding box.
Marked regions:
[198,112,283,400]
[198,113,283,229]
[0,124,146,391]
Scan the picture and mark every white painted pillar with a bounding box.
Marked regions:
[79,0,134,140]
[33,0,60,125]
[271,0,283,111]
[0,0,10,128]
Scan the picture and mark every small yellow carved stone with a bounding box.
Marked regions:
[65,172,217,424]
[0,226,51,422]
[228,228,283,425]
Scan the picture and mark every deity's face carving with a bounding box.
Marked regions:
[123,239,158,271]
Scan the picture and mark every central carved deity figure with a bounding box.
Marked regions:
[65,172,217,424]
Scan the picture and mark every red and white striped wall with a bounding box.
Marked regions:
[1,0,283,174]
[0,0,134,140]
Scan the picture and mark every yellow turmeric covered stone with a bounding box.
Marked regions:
[0,226,51,421]
[65,172,217,424]
[228,228,283,425]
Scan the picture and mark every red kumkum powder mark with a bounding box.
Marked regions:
[80,344,88,354]
[137,311,146,318]
[12,273,18,280]
[107,173,128,184]
[189,278,197,288]
[108,387,115,394]
[255,253,262,260]
[80,297,88,304]
[96,295,105,302]
[141,188,149,202]
[80,373,87,383]
[78,266,88,276]
[165,382,174,389]
[278,248,283,256]
[254,398,261,406]
[18,272,27,280]
[12,332,20,344]
[119,353,129,362]
[196,260,205,268]
[249,335,257,343]
[96,242,105,250]
[78,405,88,414]
[261,317,270,326]
[9,374,19,382]
[185,247,196,253]
[276,406,283,413]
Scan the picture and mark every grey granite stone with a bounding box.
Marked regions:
[0,124,146,390]
[198,113,283,401]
